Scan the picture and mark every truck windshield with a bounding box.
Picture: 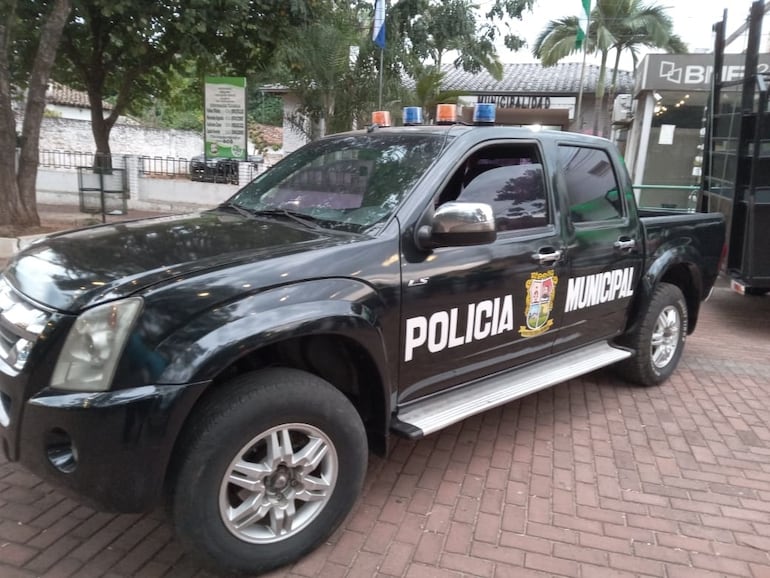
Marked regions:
[227,132,450,232]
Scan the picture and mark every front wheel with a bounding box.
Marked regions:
[617,282,688,386]
[168,368,367,576]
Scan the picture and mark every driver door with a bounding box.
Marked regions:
[398,142,568,404]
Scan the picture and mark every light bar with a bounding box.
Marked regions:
[436,104,457,125]
[403,107,423,125]
[473,103,496,125]
[372,110,391,127]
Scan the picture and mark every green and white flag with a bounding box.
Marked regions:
[576,0,591,50]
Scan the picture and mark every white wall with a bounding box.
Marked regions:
[282,94,310,153]
[46,104,92,122]
[34,159,246,213]
[36,117,204,159]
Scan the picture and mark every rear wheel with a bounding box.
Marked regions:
[617,282,688,386]
[169,368,367,576]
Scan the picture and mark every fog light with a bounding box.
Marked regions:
[45,428,78,473]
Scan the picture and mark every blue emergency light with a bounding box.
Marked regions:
[403,107,423,125]
[473,103,496,125]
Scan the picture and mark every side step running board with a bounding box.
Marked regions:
[392,342,631,439]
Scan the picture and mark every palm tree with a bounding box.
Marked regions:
[408,64,469,124]
[606,2,687,112]
[532,0,686,136]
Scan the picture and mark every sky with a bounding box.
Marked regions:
[490,0,761,70]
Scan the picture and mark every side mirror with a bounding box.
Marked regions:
[417,202,497,249]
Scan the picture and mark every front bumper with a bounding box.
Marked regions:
[1,380,208,512]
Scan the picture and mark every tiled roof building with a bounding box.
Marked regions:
[46,82,112,110]
[439,62,634,95]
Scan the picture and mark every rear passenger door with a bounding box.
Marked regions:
[551,143,644,354]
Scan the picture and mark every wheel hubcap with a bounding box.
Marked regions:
[650,305,681,369]
[219,423,338,544]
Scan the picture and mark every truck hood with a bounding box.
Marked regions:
[5,210,361,312]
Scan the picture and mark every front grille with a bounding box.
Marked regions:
[0,276,51,371]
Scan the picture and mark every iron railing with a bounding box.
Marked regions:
[37,150,269,183]
[633,184,699,211]
[39,150,124,170]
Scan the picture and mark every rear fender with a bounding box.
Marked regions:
[624,246,703,336]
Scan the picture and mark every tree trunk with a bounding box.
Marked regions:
[0,0,23,228]
[592,50,608,137]
[0,0,72,230]
[604,49,623,138]
[89,89,115,170]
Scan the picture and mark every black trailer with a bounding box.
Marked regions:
[699,0,770,295]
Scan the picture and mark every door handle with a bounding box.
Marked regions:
[614,237,636,251]
[532,248,563,265]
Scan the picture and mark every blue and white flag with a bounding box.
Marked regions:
[373,0,385,49]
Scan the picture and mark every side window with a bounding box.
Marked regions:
[558,145,623,223]
[458,164,548,231]
[438,144,548,232]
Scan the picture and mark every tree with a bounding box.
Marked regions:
[51,0,320,166]
[410,64,467,124]
[0,0,72,230]
[606,3,686,100]
[532,0,685,136]
[272,0,535,140]
[405,0,501,76]
[273,5,370,140]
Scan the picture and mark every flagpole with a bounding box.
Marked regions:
[576,44,588,132]
[373,0,386,110]
[378,48,384,110]
[575,3,591,132]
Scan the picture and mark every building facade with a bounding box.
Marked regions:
[626,52,770,208]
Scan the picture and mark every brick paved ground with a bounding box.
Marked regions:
[1,278,769,578]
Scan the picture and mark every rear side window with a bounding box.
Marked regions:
[558,145,623,223]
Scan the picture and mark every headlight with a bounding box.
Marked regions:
[51,298,143,392]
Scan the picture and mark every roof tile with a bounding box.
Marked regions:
[440,62,634,94]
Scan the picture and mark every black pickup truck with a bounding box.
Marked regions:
[0,125,724,575]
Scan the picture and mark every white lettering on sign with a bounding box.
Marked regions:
[659,61,770,87]
[404,295,515,362]
[564,267,635,313]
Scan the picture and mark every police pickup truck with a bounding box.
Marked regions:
[0,120,725,575]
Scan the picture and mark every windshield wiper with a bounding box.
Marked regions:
[219,201,258,220]
[220,202,324,230]
[249,208,323,230]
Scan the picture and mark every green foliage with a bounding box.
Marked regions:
[20,0,321,155]
[249,91,283,126]
[272,4,376,140]
[133,64,204,131]
[266,0,532,141]
[532,0,686,134]
[410,65,467,123]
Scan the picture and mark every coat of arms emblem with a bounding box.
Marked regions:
[519,270,558,337]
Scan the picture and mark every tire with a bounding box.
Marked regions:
[617,282,688,386]
[168,368,367,576]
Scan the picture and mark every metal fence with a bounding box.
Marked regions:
[39,150,125,170]
[139,156,191,178]
[38,150,267,183]
[140,156,266,182]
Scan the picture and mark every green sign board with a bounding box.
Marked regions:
[204,76,247,160]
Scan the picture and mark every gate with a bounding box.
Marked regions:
[77,164,128,221]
